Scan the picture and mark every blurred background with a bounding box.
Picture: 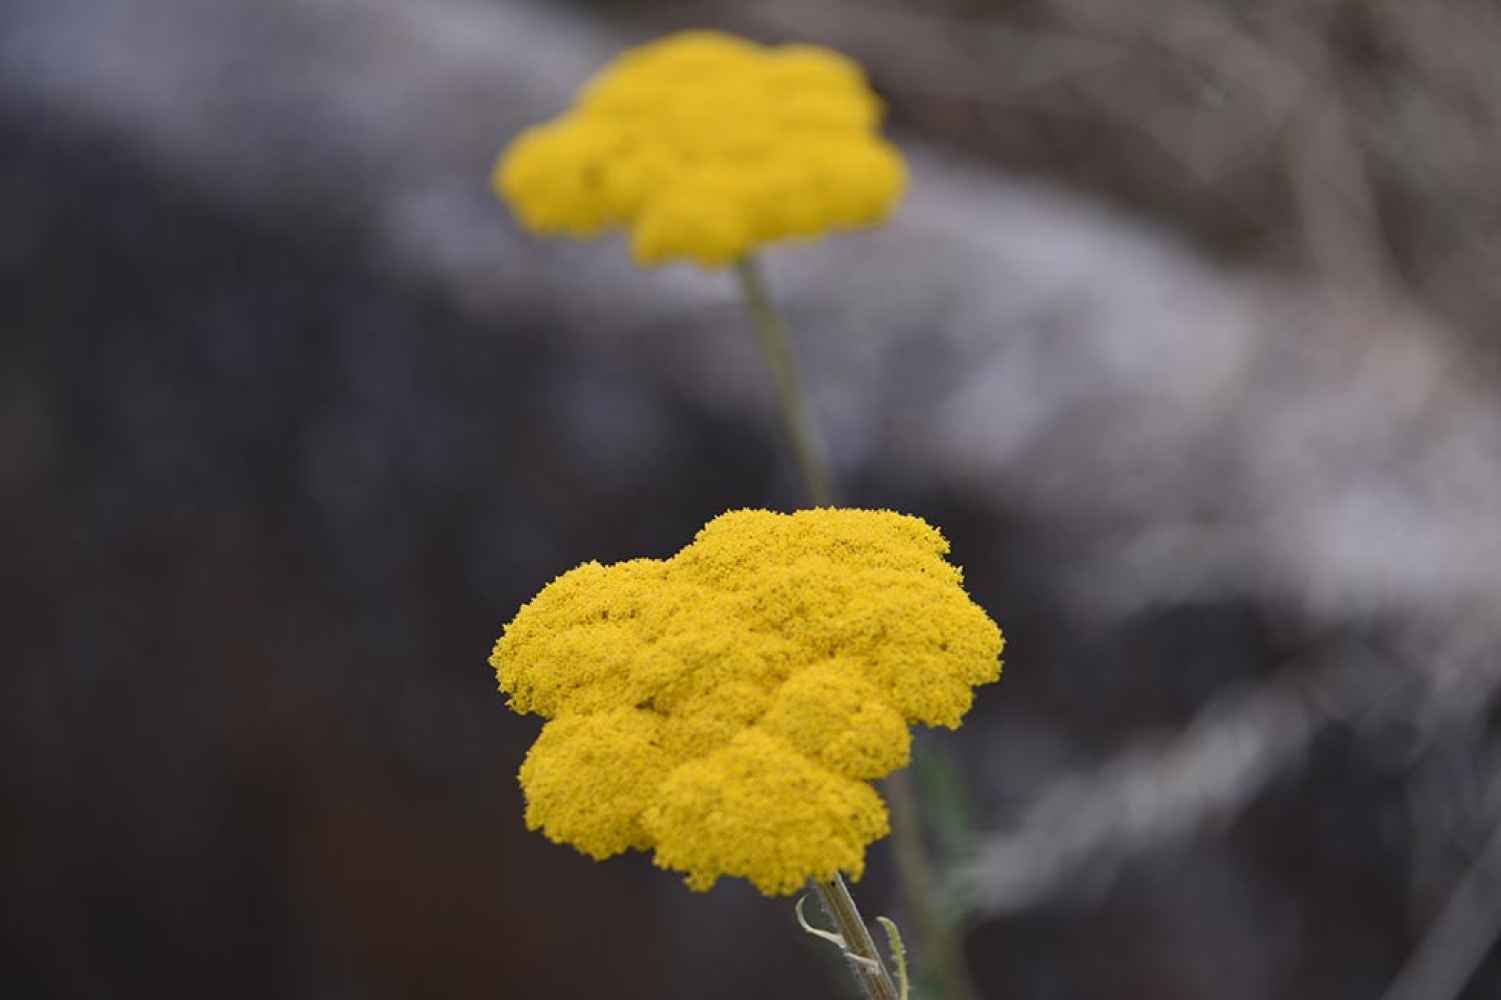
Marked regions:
[4,0,1501,997]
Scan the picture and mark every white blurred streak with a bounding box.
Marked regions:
[955,645,1501,916]
[1380,816,1501,1000]
[956,665,1320,914]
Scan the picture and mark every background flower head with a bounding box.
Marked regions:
[491,508,1004,894]
[494,30,907,268]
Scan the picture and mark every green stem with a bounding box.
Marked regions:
[886,768,979,1000]
[813,873,901,1000]
[734,253,981,1000]
[733,256,834,508]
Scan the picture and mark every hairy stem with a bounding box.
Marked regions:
[814,873,901,1000]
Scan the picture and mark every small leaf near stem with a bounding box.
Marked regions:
[877,917,911,1000]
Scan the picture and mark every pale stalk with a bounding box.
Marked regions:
[813,873,901,1000]
[733,254,981,1000]
[733,257,833,507]
[886,768,978,1000]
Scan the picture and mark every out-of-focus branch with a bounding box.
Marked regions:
[1380,813,1501,1000]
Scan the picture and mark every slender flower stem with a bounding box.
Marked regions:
[733,256,834,508]
[886,768,979,1000]
[813,873,901,1000]
[733,254,982,1000]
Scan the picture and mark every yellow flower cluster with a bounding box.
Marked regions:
[494,31,907,268]
[491,508,1003,895]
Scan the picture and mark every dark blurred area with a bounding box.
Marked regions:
[3,1,1500,998]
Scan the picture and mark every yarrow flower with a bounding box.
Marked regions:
[491,508,1003,895]
[493,30,908,268]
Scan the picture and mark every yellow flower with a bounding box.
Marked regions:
[493,30,907,269]
[491,508,1003,895]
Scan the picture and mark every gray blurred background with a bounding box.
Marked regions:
[4,1,1501,997]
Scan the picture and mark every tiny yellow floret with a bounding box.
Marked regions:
[493,30,907,268]
[491,508,1003,895]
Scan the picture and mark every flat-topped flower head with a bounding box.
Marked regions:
[491,508,1003,895]
[494,30,908,269]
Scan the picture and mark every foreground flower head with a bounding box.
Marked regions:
[491,508,1003,895]
[494,30,907,269]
